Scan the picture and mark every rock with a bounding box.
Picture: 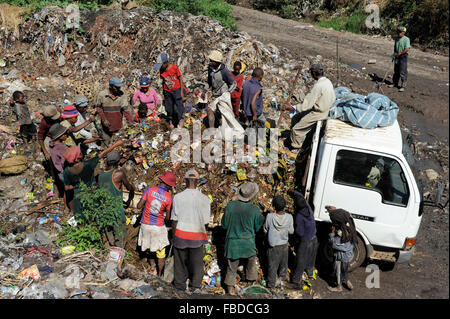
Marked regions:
[425,169,440,181]
[57,54,66,67]
[118,278,147,291]
[92,291,110,299]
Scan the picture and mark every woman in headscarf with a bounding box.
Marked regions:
[288,190,318,286]
[63,140,123,221]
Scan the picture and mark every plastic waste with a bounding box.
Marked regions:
[44,279,68,299]
[107,247,125,267]
[103,261,118,281]
[67,216,78,227]
[20,283,45,299]
[242,285,271,294]
[20,264,41,281]
[131,285,160,298]
[64,265,84,289]
[1,285,20,296]
[92,291,110,299]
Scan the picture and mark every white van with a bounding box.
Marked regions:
[303,119,422,270]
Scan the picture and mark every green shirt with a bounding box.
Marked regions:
[395,36,410,54]
[221,200,264,260]
[63,155,99,220]
[98,169,126,223]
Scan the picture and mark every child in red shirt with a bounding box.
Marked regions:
[230,61,244,118]
[134,103,148,123]
[154,53,185,129]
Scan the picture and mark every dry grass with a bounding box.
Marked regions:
[0,3,26,32]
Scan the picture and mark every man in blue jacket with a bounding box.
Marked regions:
[288,190,318,286]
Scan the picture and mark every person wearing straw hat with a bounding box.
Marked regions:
[38,105,93,162]
[137,171,177,277]
[388,26,410,92]
[171,169,211,293]
[132,76,160,117]
[206,50,245,138]
[221,182,264,295]
[38,105,62,161]
[48,123,69,183]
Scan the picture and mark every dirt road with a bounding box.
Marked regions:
[232,5,449,299]
[233,5,449,141]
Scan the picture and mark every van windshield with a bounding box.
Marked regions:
[333,150,410,207]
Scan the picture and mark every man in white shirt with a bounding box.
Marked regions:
[283,62,336,149]
[171,169,211,293]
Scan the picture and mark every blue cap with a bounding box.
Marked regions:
[109,77,123,87]
[153,53,169,71]
[139,77,150,87]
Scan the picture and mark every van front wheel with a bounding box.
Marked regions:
[349,235,367,272]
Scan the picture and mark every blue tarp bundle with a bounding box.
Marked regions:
[329,87,399,129]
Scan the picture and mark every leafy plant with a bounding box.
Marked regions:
[78,182,123,233]
[56,222,104,252]
[56,182,123,252]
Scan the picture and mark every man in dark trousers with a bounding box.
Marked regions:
[221,182,264,295]
[388,26,410,92]
[171,170,211,293]
[154,53,185,129]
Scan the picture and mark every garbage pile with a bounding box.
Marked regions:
[0,5,322,299]
[1,5,447,300]
[0,5,323,120]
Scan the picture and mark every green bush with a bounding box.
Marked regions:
[78,182,123,232]
[318,10,367,34]
[140,0,236,30]
[56,223,104,252]
[56,182,123,252]
[0,0,113,10]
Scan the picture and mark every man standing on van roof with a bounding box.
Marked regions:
[95,77,132,142]
[283,62,336,150]
[388,26,410,92]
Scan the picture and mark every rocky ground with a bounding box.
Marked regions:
[0,5,448,299]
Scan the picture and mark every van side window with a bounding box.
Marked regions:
[333,150,410,207]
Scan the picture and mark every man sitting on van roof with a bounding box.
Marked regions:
[283,62,336,150]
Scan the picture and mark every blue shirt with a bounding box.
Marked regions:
[241,78,263,117]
